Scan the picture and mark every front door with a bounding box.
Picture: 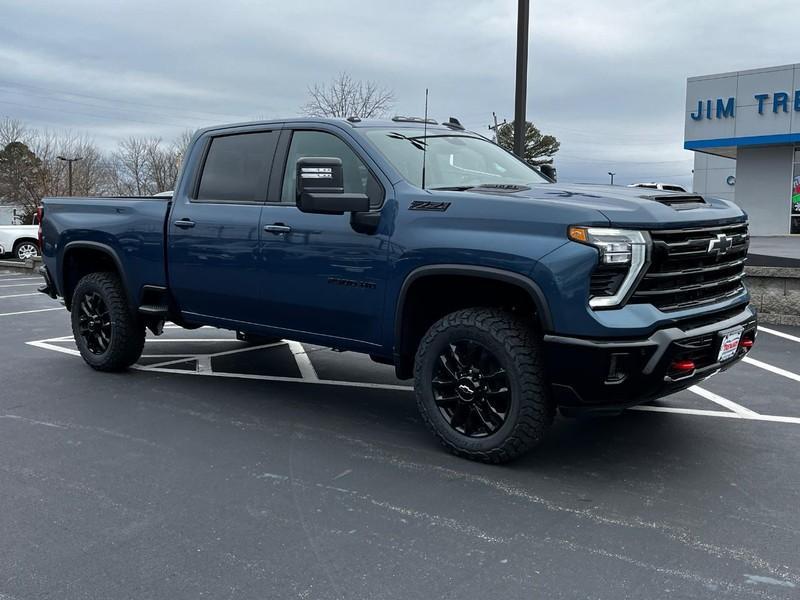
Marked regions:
[168,128,280,325]
[258,127,392,346]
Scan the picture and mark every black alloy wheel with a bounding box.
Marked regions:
[414,307,554,463]
[77,291,112,355]
[432,340,511,438]
[71,272,145,371]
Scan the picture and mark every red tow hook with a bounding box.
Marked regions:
[670,359,696,374]
[740,338,754,352]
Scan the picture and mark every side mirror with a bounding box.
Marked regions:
[296,157,370,215]
[540,164,557,182]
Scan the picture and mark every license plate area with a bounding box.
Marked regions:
[717,326,744,362]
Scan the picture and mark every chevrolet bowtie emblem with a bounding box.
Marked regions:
[707,233,733,256]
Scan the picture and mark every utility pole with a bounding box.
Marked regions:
[608,171,616,185]
[57,156,83,196]
[488,112,506,142]
[513,0,530,158]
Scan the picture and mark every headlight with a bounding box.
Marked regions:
[568,226,649,309]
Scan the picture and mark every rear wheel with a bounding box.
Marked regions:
[414,308,553,463]
[71,272,145,371]
[14,240,39,261]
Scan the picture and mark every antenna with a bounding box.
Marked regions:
[422,88,428,190]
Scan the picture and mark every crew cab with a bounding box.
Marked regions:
[38,117,757,463]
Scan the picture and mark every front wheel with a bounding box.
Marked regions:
[414,308,553,464]
[71,272,145,371]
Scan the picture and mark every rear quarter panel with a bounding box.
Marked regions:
[42,197,170,307]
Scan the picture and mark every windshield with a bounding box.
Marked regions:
[363,128,549,189]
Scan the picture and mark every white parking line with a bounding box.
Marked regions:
[0,293,40,299]
[630,404,800,424]
[287,341,319,380]
[1,307,62,317]
[688,385,758,416]
[742,357,800,383]
[25,333,800,426]
[758,326,800,344]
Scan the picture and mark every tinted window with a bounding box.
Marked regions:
[281,130,382,207]
[196,131,278,202]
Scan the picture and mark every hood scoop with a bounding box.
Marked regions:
[641,194,707,210]
[468,183,531,194]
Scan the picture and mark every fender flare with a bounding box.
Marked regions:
[59,241,133,309]
[393,264,554,348]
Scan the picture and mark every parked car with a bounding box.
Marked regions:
[0,220,40,260]
[629,182,688,192]
[38,117,756,463]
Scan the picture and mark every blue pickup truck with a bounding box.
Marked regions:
[38,116,757,463]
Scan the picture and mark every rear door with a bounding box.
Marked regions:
[257,126,392,346]
[168,126,281,326]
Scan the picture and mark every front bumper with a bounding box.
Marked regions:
[543,304,757,416]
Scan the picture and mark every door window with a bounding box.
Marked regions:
[281,130,382,207]
[196,131,279,203]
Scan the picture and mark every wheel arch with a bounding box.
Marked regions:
[393,265,553,379]
[59,241,132,311]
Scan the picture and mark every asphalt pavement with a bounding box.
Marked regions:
[1,269,799,599]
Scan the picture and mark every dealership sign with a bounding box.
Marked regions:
[690,90,800,120]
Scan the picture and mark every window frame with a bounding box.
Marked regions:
[190,128,281,205]
[276,127,386,210]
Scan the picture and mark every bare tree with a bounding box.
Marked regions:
[0,117,27,147]
[302,72,395,119]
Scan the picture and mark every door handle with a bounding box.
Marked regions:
[173,219,196,229]
[264,224,292,234]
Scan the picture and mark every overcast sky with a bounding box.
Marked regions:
[1,0,797,187]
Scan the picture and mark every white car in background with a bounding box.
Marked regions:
[0,222,40,260]
[628,182,687,193]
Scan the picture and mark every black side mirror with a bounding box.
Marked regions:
[540,164,557,182]
[296,157,370,215]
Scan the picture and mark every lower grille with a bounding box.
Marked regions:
[631,222,748,311]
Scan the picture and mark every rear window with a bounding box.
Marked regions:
[196,131,278,202]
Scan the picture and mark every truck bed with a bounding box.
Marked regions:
[42,196,171,307]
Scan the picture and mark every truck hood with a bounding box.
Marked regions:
[485,183,746,229]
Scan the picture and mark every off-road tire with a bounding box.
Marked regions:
[414,307,553,464]
[71,272,145,371]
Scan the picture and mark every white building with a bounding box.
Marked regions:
[685,63,800,235]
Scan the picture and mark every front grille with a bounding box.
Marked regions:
[631,222,749,311]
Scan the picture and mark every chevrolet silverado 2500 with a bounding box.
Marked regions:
[38,117,757,463]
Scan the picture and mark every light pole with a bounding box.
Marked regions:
[57,156,83,196]
[513,0,530,159]
[608,171,616,186]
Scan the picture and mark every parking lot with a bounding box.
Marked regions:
[1,267,799,599]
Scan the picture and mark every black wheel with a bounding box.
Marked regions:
[14,240,39,261]
[414,308,553,464]
[71,272,145,371]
